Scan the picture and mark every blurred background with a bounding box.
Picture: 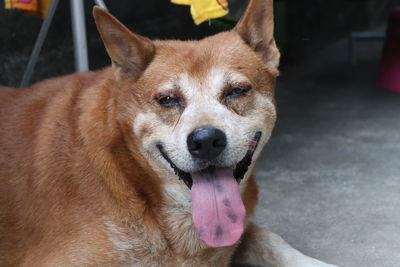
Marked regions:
[0,0,398,85]
[1,0,400,266]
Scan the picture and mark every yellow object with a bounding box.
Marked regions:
[171,0,229,25]
[5,0,52,19]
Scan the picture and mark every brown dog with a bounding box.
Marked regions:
[0,0,337,266]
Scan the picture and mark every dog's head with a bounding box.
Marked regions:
[94,0,279,248]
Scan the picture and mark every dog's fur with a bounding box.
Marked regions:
[0,0,337,266]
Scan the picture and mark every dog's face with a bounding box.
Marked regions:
[132,35,277,178]
[94,0,279,249]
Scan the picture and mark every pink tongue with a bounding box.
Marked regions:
[191,167,245,247]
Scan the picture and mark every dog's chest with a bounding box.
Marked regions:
[103,217,233,266]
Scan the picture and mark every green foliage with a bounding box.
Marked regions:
[210,17,236,30]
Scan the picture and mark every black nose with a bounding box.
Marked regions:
[187,127,227,160]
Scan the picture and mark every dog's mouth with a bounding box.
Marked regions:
[156,132,261,248]
[156,131,262,190]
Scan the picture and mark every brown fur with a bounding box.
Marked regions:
[0,71,258,266]
[0,1,305,266]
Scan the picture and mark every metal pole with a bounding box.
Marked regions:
[20,0,60,88]
[70,0,89,72]
[93,0,108,11]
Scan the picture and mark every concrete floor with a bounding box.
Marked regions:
[253,40,400,267]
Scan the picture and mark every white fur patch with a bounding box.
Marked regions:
[103,218,140,265]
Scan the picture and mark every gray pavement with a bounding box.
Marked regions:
[253,40,400,267]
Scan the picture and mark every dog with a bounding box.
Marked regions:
[0,0,338,266]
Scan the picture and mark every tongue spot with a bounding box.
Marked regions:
[227,211,238,223]
[215,225,223,239]
[223,198,230,207]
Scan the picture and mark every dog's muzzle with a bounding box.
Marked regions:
[157,131,262,189]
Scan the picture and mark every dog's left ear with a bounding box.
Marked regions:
[93,7,155,80]
[234,0,280,70]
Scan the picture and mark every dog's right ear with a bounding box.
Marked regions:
[93,7,155,80]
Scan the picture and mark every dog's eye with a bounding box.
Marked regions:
[225,86,251,99]
[156,95,180,107]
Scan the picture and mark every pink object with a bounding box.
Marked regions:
[378,7,400,93]
[191,168,245,248]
